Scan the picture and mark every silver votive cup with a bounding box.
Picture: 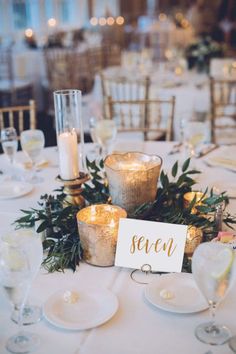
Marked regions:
[77,204,127,267]
[104,152,162,214]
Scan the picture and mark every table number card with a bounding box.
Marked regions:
[115,219,188,272]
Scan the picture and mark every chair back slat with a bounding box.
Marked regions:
[0,112,3,129]
[29,100,36,129]
[9,111,14,127]
[19,110,24,133]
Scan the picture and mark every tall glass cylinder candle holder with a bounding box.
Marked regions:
[54,90,84,180]
[104,152,162,214]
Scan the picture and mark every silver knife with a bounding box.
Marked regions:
[197,144,218,158]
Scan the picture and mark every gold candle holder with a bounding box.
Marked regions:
[104,152,162,214]
[185,225,203,258]
[77,204,127,267]
[56,172,90,207]
[183,191,204,214]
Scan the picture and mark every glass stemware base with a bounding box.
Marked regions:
[11,305,42,326]
[229,336,236,352]
[6,331,40,354]
[28,174,44,184]
[24,169,44,184]
[195,321,231,345]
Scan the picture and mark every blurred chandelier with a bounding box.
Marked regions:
[90,7,124,27]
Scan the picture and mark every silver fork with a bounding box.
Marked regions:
[168,142,182,155]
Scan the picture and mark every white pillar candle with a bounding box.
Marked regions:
[58,130,79,180]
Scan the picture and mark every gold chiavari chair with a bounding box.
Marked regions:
[43,49,71,113]
[102,44,122,68]
[72,51,94,93]
[44,48,93,102]
[100,73,151,118]
[107,96,175,141]
[0,100,36,136]
[210,77,236,145]
[0,47,13,82]
[44,49,73,90]
[0,47,33,107]
[88,47,104,75]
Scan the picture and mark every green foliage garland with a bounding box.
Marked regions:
[15,158,236,272]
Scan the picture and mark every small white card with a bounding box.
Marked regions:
[115,219,187,272]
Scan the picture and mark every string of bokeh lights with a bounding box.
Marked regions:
[90,16,125,26]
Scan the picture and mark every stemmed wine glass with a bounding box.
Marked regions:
[192,241,236,345]
[183,121,208,158]
[88,117,101,158]
[229,336,236,352]
[20,129,45,184]
[1,127,18,180]
[93,119,117,158]
[0,228,43,353]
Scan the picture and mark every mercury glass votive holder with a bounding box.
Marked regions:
[77,204,127,267]
[104,152,162,214]
[183,191,204,214]
[184,225,203,258]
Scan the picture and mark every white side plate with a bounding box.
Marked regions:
[145,272,209,314]
[0,182,33,200]
[43,287,119,330]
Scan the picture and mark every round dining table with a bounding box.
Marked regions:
[0,141,235,354]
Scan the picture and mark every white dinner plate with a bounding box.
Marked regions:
[144,273,209,314]
[0,182,33,200]
[43,287,119,330]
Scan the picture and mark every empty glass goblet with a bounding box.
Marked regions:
[183,121,209,158]
[1,127,18,179]
[88,117,101,158]
[94,119,117,158]
[229,336,236,352]
[20,129,45,183]
[192,242,236,345]
[0,228,43,353]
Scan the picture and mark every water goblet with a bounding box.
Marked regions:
[1,127,18,180]
[88,117,101,158]
[0,228,43,353]
[183,121,208,158]
[192,241,236,345]
[20,129,45,183]
[94,119,117,158]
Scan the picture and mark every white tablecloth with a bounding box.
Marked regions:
[0,142,236,354]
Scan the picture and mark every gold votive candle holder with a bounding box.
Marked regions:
[185,225,203,258]
[104,152,162,214]
[77,204,127,267]
[183,191,204,214]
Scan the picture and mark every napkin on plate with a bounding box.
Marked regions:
[203,145,236,173]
